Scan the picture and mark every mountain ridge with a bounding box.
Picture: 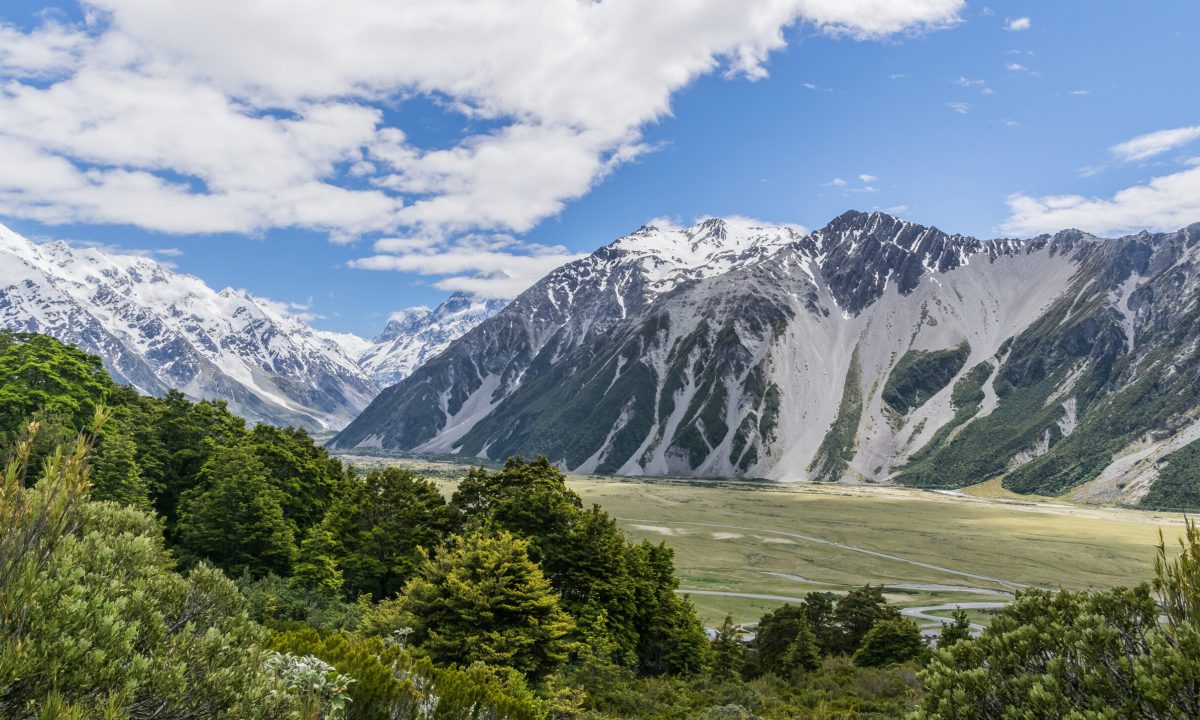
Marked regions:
[331,211,1200,509]
[0,224,502,430]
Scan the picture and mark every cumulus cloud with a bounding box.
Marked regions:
[1111,126,1200,163]
[1002,166,1200,236]
[0,0,964,297]
[1006,17,1031,31]
[947,101,972,114]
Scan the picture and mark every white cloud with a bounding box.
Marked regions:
[1110,126,1200,163]
[858,174,878,183]
[0,21,88,76]
[1006,17,1031,31]
[1069,89,1090,96]
[1002,165,1200,236]
[825,177,849,187]
[954,76,985,87]
[0,0,965,297]
[947,101,972,114]
[1006,62,1028,72]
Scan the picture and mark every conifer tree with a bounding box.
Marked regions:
[936,609,972,648]
[396,529,575,682]
[852,618,926,667]
[176,443,295,576]
[90,421,151,509]
[319,466,450,599]
[711,615,747,681]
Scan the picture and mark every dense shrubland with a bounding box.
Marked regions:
[2,331,1198,719]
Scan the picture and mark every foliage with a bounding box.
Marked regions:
[881,342,970,416]
[0,417,297,719]
[748,603,821,677]
[834,585,900,654]
[710,615,747,681]
[386,529,575,683]
[0,331,113,441]
[916,521,1200,719]
[249,424,345,534]
[320,467,451,600]
[809,345,863,482]
[935,610,971,649]
[265,652,355,720]
[89,419,151,510]
[852,619,925,668]
[272,628,414,720]
[1140,437,1200,511]
[271,627,549,720]
[133,389,249,528]
[238,573,361,634]
[176,443,297,577]
[450,457,710,676]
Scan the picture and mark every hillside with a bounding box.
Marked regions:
[333,211,1200,509]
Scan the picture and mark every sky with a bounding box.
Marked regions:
[0,0,1197,337]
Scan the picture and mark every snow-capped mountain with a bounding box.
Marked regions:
[332,211,1200,510]
[353,292,508,387]
[1,226,380,430]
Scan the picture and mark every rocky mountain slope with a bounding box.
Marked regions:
[0,224,382,430]
[0,224,504,431]
[352,292,508,387]
[331,211,1200,509]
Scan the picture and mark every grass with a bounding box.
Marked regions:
[570,476,1187,624]
[337,453,1188,626]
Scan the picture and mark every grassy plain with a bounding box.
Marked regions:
[338,452,1187,625]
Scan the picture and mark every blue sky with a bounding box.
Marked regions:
[0,1,1197,336]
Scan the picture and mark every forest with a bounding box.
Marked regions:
[2,330,1198,720]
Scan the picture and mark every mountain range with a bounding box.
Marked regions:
[332,211,1200,510]
[0,224,501,430]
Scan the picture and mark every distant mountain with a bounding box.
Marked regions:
[0,224,381,430]
[331,211,1200,510]
[353,292,508,387]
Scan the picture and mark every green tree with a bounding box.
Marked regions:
[449,457,582,564]
[0,331,112,438]
[710,615,747,681]
[750,604,821,677]
[852,618,925,667]
[835,585,899,654]
[627,541,712,676]
[450,458,710,675]
[936,609,972,649]
[0,417,296,718]
[803,591,841,655]
[320,467,450,599]
[293,526,345,595]
[89,420,151,509]
[248,423,344,535]
[917,521,1200,719]
[392,529,575,682]
[176,443,296,576]
[139,390,248,528]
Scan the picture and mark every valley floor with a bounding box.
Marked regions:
[338,453,1187,627]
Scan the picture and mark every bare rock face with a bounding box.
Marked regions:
[331,211,1200,509]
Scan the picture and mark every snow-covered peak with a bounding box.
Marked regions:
[356,291,508,387]
[0,224,378,429]
[588,217,806,300]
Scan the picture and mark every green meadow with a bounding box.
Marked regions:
[340,453,1187,626]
